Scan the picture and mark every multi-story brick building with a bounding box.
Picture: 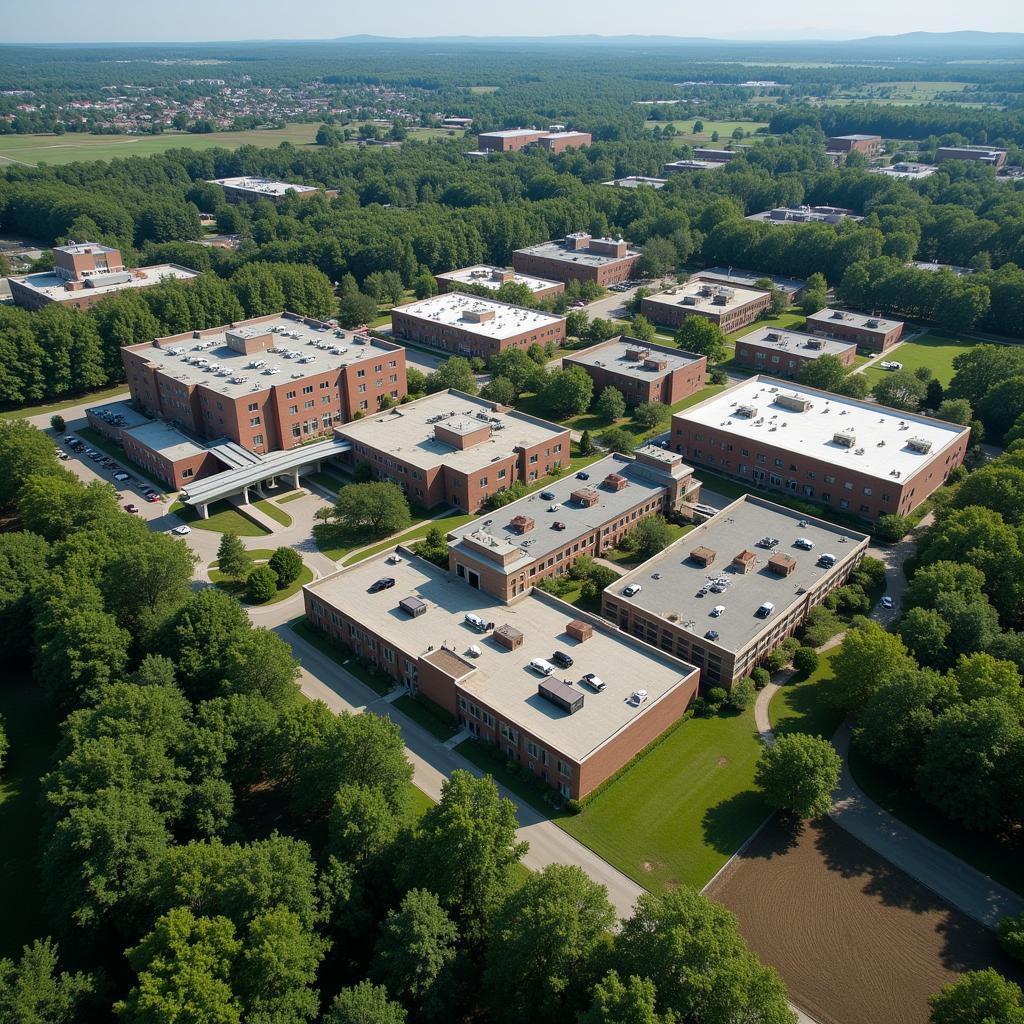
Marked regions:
[603,495,869,688]
[695,267,806,302]
[390,293,565,359]
[827,134,882,158]
[121,312,407,457]
[693,148,742,163]
[303,550,699,800]
[476,128,591,153]
[335,389,571,511]
[8,242,198,311]
[935,146,1008,169]
[563,336,707,406]
[539,131,593,153]
[670,376,970,519]
[733,326,857,377]
[804,308,904,352]
[210,176,338,203]
[640,279,771,332]
[434,265,564,301]
[446,449,701,602]
[512,233,641,287]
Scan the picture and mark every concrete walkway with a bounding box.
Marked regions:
[232,497,283,534]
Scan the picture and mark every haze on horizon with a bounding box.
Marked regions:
[3,0,1023,45]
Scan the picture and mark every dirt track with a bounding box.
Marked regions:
[707,815,1021,1024]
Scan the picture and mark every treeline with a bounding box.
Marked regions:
[0,418,798,1023]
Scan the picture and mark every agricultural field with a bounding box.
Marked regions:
[818,80,999,108]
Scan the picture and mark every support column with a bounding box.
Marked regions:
[291,469,301,488]
[241,485,250,505]
[198,503,209,520]
[254,481,266,498]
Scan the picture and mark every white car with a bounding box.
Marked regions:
[881,595,894,609]
[171,525,192,536]
[711,605,726,617]
[623,583,642,597]
[629,689,649,706]
[880,361,903,371]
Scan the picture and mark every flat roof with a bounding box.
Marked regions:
[336,389,566,475]
[55,241,118,256]
[909,261,974,276]
[306,552,696,762]
[936,145,1007,155]
[87,399,151,430]
[479,128,546,139]
[610,495,868,654]
[664,160,725,172]
[747,206,864,224]
[698,267,806,295]
[514,238,641,268]
[391,293,564,341]
[436,265,563,294]
[805,307,902,335]
[737,325,856,358]
[11,263,197,301]
[211,176,319,196]
[543,131,589,140]
[566,336,705,380]
[675,375,968,482]
[124,419,207,462]
[643,278,768,312]
[871,163,938,179]
[133,313,397,400]
[448,452,670,573]
[602,176,668,189]
[830,134,880,141]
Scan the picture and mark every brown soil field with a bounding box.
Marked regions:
[707,815,1022,1024]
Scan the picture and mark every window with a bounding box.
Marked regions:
[302,385,314,395]
[557,759,571,778]
[285,390,296,400]
[824,474,836,485]
[500,723,518,745]
[357,369,365,378]
[247,402,258,412]
[358,384,367,393]
[526,740,540,759]
[320,380,329,389]
[252,434,264,446]
[863,486,873,496]
[844,481,853,491]
[288,405,298,415]
[529,454,538,464]
[839,498,850,510]
[249,416,261,427]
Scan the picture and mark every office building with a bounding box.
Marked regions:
[935,146,1008,169]
[695,268,806,302]
[871,162,938,181]
[747,205,864,225]
[435,265,564,300]
[804,308,904,352]
[663,159,725,173]
[563,336,707,406]
[210,176,337,203]
[827,134,883,158]
[733,326,857,377]
[670,376,970,519]
[447,449,701,601]
[640,279,771,332]
[513,233,641,287]
[603,495,869,687]
[8,242,198,311]
[303,550,699,800]
[693,148,742,163]
[476,128,591,153]
[390,293,565,359]
[335,389,570,511]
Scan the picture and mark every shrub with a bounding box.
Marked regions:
[706,686,727,709]
[755,733,841,818]
[792,647,820,677]
[268,546,303,587]
[802,605,844,647]
[50,414,66,434]
[762,648,789,673]
[709,369,729,385]
[998,912,1024,963]
[751,667,771,689]
[727,677,756,710]
[874,514,910,544]
[689,697,708,717]
[246,565,278,603]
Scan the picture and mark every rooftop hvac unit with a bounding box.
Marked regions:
[774,393,811,413]
[833,431,857,448]
[735,404,758,418]
[906,436,933,454]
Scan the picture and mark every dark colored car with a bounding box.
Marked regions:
[540,490,556,501]
[576,471,590,480]
[125,504,140,514]
[368,577,396,593]
[551,650,574,669]
[705,629,720,641]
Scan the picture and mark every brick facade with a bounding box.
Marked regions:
[804,309,904,352]
[733,337,856,377]
[641,288,771,332]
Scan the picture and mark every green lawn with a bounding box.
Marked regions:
[1,383,129,420]
[0,678,59,959]
[728,311,807,342]
[560,706,770,891]
[277,490,307,504]
[392,694,458,742]
[602,522,696,567]
[306,469,349,496]
[403,784,437,824]
[862,331,980,389]
[342,509,478,566]
[645,119,769,142]
[170,499,271,537]
[770,648,845,741]
[253,497,293,528]
[209,551,314,606]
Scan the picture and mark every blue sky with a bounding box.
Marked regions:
[3,0,1022,43]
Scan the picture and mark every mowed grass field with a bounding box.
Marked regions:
[862,331,980,389]
[645,119,769,142]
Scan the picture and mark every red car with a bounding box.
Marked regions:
[145,492,161,503]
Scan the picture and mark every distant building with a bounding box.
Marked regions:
[435,265,564,300]
[692,147,742,163]
[935,145,1008,169]
[827,134,883,158]
[390,293,566,360]
[695,268,806,302]
[909,261,974,277]
[602,176,668,189]
[747,205,864,225]
[442,116,473,128]
[512,233,641,287]
[8,242,198,311]
[476,128,591,153]
[640,279,772,332]
[804,307,904,353]
[563,336,708,407]
[663,159,725,173]
[540,131,593,153]
[210,176,337,203]
[871,162,938,181]
[733,326,857,377]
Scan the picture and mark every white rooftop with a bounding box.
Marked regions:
[307,551,696,763]
[698,267,806,296]
[602,176,668,189]
[644,279,768,312]
[676,376,969,483]
[211,176,319,197]
[336,389,567,475]
[738,326,856,359]
[805,308,902,335]
[55,241,118,256]
[664,160,725,172]
[10,263,198,302]
[392,293,564,341]
[436,265,562,294]
[480,128,546,139]
[871,162,938,180]
[566,336,705,380]
[514,237,641,268]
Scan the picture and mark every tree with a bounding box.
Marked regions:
[595,386,627,422]
[371,889,458,1011]
[329,783,400,868]
[405,367,427,397]
[830,620,917,712]
[426,357,477,395]
[998,913,1024,964]
[929,969,1024,1024]
[580,971,665,1024]
[797,354,849,393]
[673,317,728,363]
[792,646,819,676]
[404,771,527,945]
[600,427,636,454]
[323,982,407,1024]
[578,430,595,455]
[316,123,340,146]
[337,291,378,329]
[217,532,250,581]
[488,349,546,395]
[629,315,657,343]
[632,402,670,431]
[483,864,615,1024]
[617,887,794,1024]
[873,369,927,411]
[756,279,788,316]
[268,547,303,587]
[0,938,93,1024]
[246,565,278,604]
[321,482,411,541]
[897,607,952,669]
[0,419,61,511]
[481,376,517,406]
[755,733,841,819]
[50,414,66,434]
[622,516,674,560]
[0,530,49,657]
[874,513,910,544]
[413,270,438,299]
[638,237,677,278]
[540,367,593,417]
[224,629,300,707]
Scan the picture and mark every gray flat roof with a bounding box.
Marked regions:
[805,307,902,335]
[747,206,864,224]
[566,336,704,380]
[435,265,563,294]
[211,176,318,196]
[448,452,668,573]
[870,163,938,180]
[11,263,197,301]
[602,176,668,189]
[306,551,696,762]
[737,325,856,359]
[644,279,767,312]
[392,293,564,341]
[124,419,207,462]
[664,160,725,172]
[514,238,640,268]
[698,267,806,295]
[610,495,868,654]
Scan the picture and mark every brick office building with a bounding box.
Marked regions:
[303,551,699,800]
[513,233,641,287]
[804,308,904,352]
[935,146,1008,169]
[747,206,863,225]
[8,242,198,311]
[335,389,571,511]
[539,131,592,152]
[210,176,338,203]
[476,128,591,153]
[121,312,407,456]
[827,134,882,158]
[695,267,806,302]
[640,279,772,332]
[390,293,565,359]
[733,326,857,377]
[434,265,565,301]
[604,495,869,688]
[446,449,702,602]
[670,376,970,519]
[563,336,708,406]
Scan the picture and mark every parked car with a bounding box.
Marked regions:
[547,503,560,512]
[576,471,590,480]
[710,605,725,617]
[171,525,192,536]
[368,577,396,593]
[551,650,574,669]
[144,492,161,503]
[881,595,894,609]
[794,537,814,550]
[113,471,130,482]
[705,629,720,641]
[124,504,139,514]
[880,360,903,371]
[581,673,606,692]
[540,491,556,500]
[623,583,642,597]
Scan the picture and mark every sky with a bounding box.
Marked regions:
[2,0,1022,43]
